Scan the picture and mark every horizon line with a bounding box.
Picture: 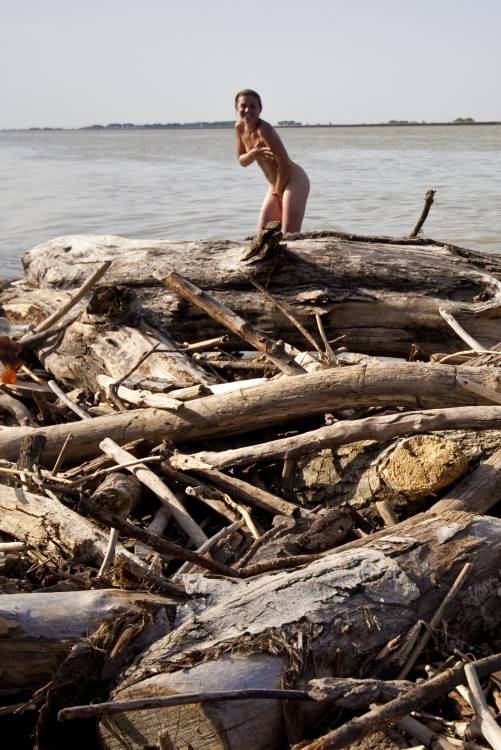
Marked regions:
[2,119,501,133]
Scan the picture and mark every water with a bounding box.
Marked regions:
[1,125,500,278]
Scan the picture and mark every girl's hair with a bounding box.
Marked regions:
[234,89,262,108]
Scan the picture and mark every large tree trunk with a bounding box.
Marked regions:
[99,509,501,750]
[0,589,171,699]
[0,362,501,463]
[16,232,501,358]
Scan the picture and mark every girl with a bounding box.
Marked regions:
[234,89,310,233]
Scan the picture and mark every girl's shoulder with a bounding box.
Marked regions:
[257,119,274,135]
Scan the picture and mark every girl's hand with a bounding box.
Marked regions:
[253,142,275,162]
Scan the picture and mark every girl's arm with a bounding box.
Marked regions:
[235,123,260,167]
[235,123,275,167]
[258,122,291,196]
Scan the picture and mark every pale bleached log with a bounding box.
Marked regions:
[165,376,270,401]
[100,510,501,750]
[137,318,217,386]
[1,363,501,464]
[19,232,501,358]
[3,280,217,391]
[170,404,501,470]
[0,589,171,698]
[35,319,214,392]
[99,438,208,548]
[97,374,183,410]
[0,483,185,597]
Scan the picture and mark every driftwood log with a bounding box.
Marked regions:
[98,509,501,749]
[4,229,501,750]
[0,589,172,699]
[0,484,186,598]
[13,231,501,364]
[0,363,501,464]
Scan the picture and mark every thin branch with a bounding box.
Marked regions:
[81,500,240,578]
[464,662,501,750]
[172,519,245,579]
[398,562,472,679]
[58,688,313,721]
[47,380,91,420]
[315,313,338,363]
[408,188,436,238]
[51,433,73,474]
[439,308,487,352]
[249,277,323,354]
[25,260,112,336]
[292,652,501,750]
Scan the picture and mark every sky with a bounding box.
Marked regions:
[1,0,500,129]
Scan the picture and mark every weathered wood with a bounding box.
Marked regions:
[0,362,501,464]
[99,438,208,547]
[99,510,501,749]
[159,270,307,375]
[26,260,112,334]
[434,442,501,514]
[408,188,436,238]
[170,404,501,470]
[0,389,34,425]
[97,375,183,410]
[17,232,501,357]
[0,589,172,698]
[188,466,301,517]
[90,471,142,516]
[0,483,186,597]
[294,653,501,750]
[59,687,314,721]
[34,315,216,392]
[3,282,217,391]
[82,501,239,578]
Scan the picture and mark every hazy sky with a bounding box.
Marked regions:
[1,0,499,129]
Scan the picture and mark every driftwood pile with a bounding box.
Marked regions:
[2,222,501,750]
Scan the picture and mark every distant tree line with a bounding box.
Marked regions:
[80,122,235,130]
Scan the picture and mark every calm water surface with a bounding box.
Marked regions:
[1,125,500,277]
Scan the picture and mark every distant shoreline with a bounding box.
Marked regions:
[2,120,501,133]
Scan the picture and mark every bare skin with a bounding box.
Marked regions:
[235,94,310,233]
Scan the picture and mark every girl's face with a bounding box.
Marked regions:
[235,95,261,124]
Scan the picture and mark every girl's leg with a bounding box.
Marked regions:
[257,187,282,232]
[281,165,310,232]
